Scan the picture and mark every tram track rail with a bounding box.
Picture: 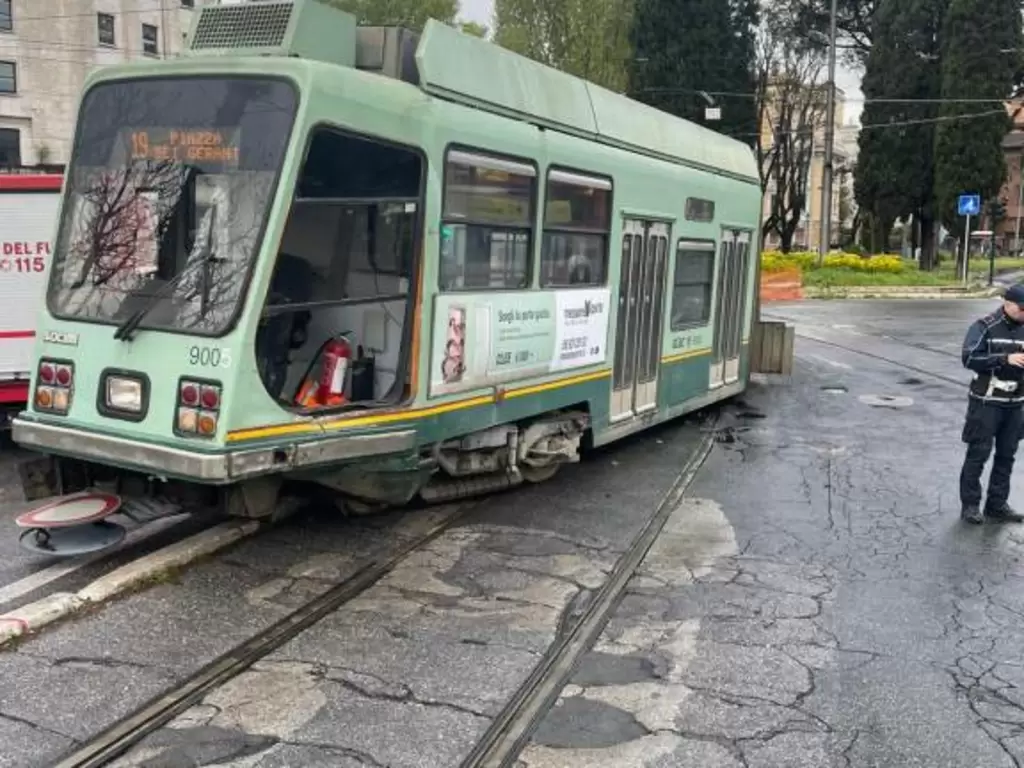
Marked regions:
[792,327,967,390]
[50,414,720,768]
[51,500,477,768]
[459,421,716,768]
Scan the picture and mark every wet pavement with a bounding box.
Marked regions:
[0,408,707,767]
[5,297,1024,767]
[524,298,1024,767]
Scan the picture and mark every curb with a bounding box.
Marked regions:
[0,518,262,648]
[803,287,1000,300]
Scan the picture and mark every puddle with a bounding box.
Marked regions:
[821,385,848,394]
[858,394,913,408]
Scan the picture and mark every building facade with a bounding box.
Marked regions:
[994,100,1024,254]
[759,83,850,252]
[0,0,210,168]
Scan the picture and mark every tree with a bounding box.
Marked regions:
[752,13,827,252]
[934,0,1022,245]
[628,0,759,143]
[458,20,488,37]
[855,0,947,268]
[324,0,457,30]
[783,0,880,65]
[493,0,633,92]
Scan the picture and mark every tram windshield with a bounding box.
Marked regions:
[46,76,298,336]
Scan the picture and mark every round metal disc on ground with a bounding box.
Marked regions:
[15,491,122,529]
[19,520,126,556]
[858,394,913,408]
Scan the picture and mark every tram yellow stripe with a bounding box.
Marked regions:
[227,368,611,443]
[502,369,610,399]
[660,347,712,365]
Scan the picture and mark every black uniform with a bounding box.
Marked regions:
[959,297,1024,523]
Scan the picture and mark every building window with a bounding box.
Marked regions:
[440,148,535,291]
[142,24,158,56]
[97,13,116,47]
[539,169,611,287]
[181,0,194,7]
[0,60,14,94]
[0,128,20,167]
[0,0,11,33]
[671,239,715,329]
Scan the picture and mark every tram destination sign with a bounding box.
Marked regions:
[120,127,242,167]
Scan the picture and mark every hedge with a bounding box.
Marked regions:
[761,251,905,274]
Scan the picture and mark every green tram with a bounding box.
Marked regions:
[10,0,762,555]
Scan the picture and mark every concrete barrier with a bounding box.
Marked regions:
[760,268,803,302]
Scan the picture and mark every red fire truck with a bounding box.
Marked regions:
[0,169,62,421]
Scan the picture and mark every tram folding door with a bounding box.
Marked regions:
[709,229,752,389]
[610,218,670,423]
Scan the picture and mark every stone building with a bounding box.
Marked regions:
[0,0,210,167]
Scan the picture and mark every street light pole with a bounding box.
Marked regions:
[818,0,839,261]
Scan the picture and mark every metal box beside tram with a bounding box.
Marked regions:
[10,0,765,556]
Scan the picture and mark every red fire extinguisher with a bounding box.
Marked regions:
[295,334,352,408]
[319,335,352,405]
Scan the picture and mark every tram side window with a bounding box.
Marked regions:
[257,126,423,408]
[539,170,611,288]
[671,240,715,329]
[440,149,535,291]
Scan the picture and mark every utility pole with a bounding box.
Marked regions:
[1016,151,1024,255]
[817,0,839,262]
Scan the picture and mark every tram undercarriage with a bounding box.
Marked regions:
[12,409,589,557]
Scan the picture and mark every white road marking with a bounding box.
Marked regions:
[0,513,190,608]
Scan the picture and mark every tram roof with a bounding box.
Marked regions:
[413,20,759,185]
[78,0,759,185]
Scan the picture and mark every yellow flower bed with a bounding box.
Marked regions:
[761,251,905,274]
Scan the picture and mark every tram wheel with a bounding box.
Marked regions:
[342,497,390,516]
[519,462,561,484]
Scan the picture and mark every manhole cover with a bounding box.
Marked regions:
[858,394,913,408]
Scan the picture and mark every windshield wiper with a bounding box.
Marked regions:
[114,203,219,342]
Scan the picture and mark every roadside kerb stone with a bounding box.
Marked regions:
[804,284,1001,300]
[0,518,262,647]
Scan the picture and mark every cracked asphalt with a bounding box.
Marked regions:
[5,297,1024,767]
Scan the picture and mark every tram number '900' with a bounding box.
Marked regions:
[187,346,231,368]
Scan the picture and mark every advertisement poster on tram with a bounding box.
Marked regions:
[429,288,611,397]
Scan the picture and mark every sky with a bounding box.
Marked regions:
[456,0,865,128]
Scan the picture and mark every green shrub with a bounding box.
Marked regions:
[760,251,905,274]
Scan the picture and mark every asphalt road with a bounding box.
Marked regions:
[4,296,1024,767]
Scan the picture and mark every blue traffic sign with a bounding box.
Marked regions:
[958,194,981,216]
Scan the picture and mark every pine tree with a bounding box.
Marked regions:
[628,0,759,144]
[854,0,947,265]
[934,0,1022,237]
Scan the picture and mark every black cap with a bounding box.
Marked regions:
[1006,283,1024,306]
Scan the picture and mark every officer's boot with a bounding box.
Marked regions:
[961,503,984,524]
[984,501,1024,523]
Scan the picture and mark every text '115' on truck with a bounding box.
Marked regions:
[11,0,762,556]
[0,170,62,423]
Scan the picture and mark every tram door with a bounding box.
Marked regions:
[610,219,670,422]
[709,229,753,389]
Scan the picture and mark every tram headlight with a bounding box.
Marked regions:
[35,359,73,414]
[35,387,53,409]
[177,407,198,433]
[106,376,143,413]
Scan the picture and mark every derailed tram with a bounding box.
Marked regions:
[11,0,763,556]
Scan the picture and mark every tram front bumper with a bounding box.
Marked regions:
[11,417,417,483]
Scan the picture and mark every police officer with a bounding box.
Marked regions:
[960,283,1024,524]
